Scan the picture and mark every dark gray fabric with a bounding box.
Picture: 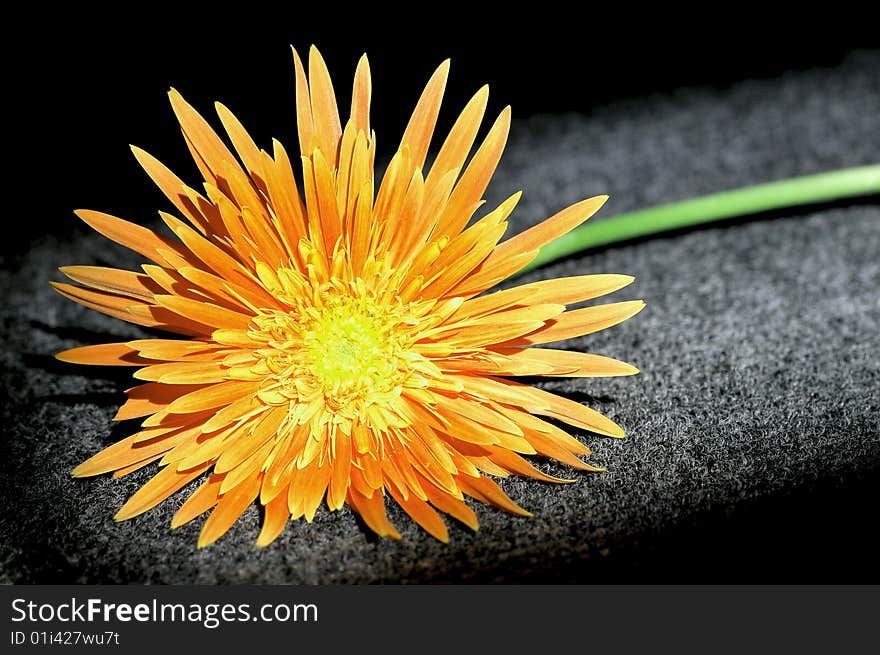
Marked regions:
[1,51,878,584]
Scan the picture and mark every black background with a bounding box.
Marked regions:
[10,8,878,252]
[5,9,879,583]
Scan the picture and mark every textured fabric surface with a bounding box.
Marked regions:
[1,52,878,584]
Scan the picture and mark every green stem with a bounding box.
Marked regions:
[522,165,880,273]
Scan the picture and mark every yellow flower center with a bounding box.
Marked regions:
[300,296,408,401]
[247,268,438,430]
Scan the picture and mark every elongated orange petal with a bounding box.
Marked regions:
[513,384,625,438]
[74,209,183,267]
[399,59,449,170]
[262,140,307,253]
[387,483,449,542]
[60,266,161,301]
[498,195,607,259]
[214,405,283,474]
[73,426,196,478]
[346,489,401,540]
[483,446,574,483]
[153,294,252,331]
[423,482,479,531]
[166,380,259,415]
[437,302,564,338]
[456,475,531,517]
[291,46,315,157]
[115,460,212,521]
[198,472,262,547]
[218,440,275,495]
[327,433,352,511]
[493,348,640,377]
[171,473,225,528]
[505,300,646,346]
[350,54,372,135]
[454,274,635,321]
[133,361,228,384]
[157,212,259,290]
[127,339,226,362]
[435,107,511,238]
[113,383,204,421]
[56,343,149,367]
[256,492,290,547]
[50,282,156,328]
[424,85,489,193]
[453,196,609,294]
[307,46,343,166]
[131,146,213,234]
[522,429,602,472]
[168,89,249,195]
[215,103,264,182]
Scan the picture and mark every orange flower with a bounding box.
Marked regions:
[54,46,644,547]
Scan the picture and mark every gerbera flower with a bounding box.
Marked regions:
[54,46,644,547]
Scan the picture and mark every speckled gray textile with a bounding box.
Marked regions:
[1,52,878,584]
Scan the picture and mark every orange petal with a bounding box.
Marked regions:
[386,483,449,543]
[424,85,489,194]
[131,146,213,234]
[177,266,273,313]
[438,302,564,337]
[131,361,223,384]
[433,393,523,438]
[454,274,635,321]
[171,473,225,528]
[200,394,264,434]
[450,251,537,298]
[496,195,607,259]
[346,489,401,540]
[423,482,479,531]
[167,88,247,192]
[493,347,639,377]
[113,383,206,421]
[399,59,450,170]
[350,54,372,135]
[73,209,183,267]
[256,492,290,547]
[435,106,511,238]
[219,439,275,495]
[59,266,161,301]
[166,380,259,415]
[455,196,609,292]
[50,282,158,329]
[262,140,307,253]
[482,446,575,483]
[456,475,532,517]
[56,343,149,367]
[214,405,283,474]
[514,385,625,438]
[158,212,262,295]
[523,429,602,472]
[115,460,212,521]
[214,102,264,182]
[198,472,261,548]
[505,300,646,346]
[173,422,246,471]
[111,453,165,478]
[72,425,196,478]
[152,294,252,331]
[307,46,343,166]
[127,339,226,362]
[291,46,315,157]
[327,433,352,512]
